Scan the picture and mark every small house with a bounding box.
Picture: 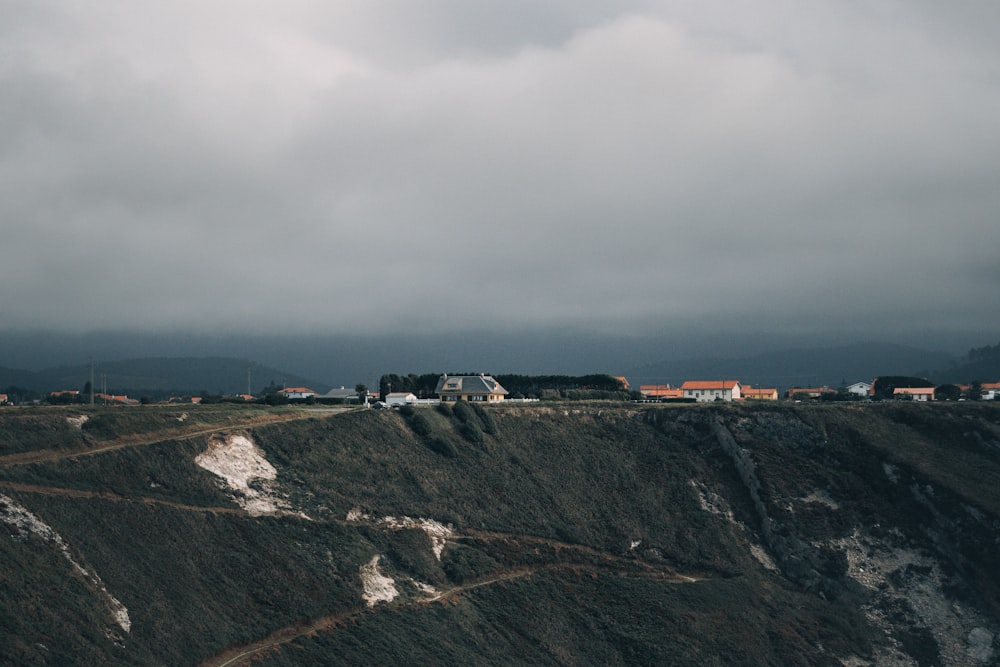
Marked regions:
[639,385,685,400]
[680,380,742,402]
[278,387,316,399]
[845,381,872,397]
[435,374,508,403]
[94,393,139,405]
[385,392,418,407]
[893,387,935,402]
[742,386,779,401]
[320,386,363,402]
[980,382,1000,400]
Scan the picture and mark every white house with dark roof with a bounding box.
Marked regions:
[278,387,315,399]
[320,386,362,402]
[845,381,872,397]
[434,374,508,403]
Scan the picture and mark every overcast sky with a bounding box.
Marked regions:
[2,1,998,346]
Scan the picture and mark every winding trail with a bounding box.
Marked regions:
[0,481,245,514]
[1,407,705,666]
[0,409,351,469]
[4,476,705,667]
[202,559,700,667]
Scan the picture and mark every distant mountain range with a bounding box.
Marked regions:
[0,357,330,397]
[626,342,963,390]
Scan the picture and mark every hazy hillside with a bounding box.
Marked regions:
[0,357,329,396]
[936,341,1000,385]
[1,401,999,665]
[628,342,957,390]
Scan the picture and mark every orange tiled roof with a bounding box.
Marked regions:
[743,387,778,397]
[893,387,935,395]
[640,386,684,398]
[680,380,740,390]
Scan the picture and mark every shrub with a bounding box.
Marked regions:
[458,421,483,444]
[442,544,500,583]
[426,437,457,458]
[386,528,445,585]
[470,403,498,436]
[408,412,433,438]
[451,400,476,424]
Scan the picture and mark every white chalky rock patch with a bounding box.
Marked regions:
[1,494,131,634]
[360,555,398,607]
[346,509,453,560]
[689,479,777,570]
[414,581,439,598]
[66,415,89,428]
[800,490,840,510]
[195,433,291,516]
[380,516,453,560]
[829,530,996,665]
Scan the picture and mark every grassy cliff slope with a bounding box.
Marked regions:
[1,402,999,666]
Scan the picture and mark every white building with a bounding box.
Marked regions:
[385,392,418,407]
[278,387,316,399]
[845,381,872,397]
[893,387,934,402]
[680,380,742,402]
[979,382,1000,400]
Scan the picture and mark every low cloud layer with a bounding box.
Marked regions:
[2,2,998,342]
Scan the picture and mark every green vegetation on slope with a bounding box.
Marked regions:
[1,401,998,666]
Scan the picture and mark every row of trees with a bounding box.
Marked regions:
[377,373,630,401]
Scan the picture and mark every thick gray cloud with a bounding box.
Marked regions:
[1,1,998,343]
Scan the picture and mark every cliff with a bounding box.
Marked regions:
[1,401,998,665]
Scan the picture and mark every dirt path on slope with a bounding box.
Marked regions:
[460,528,704,582]
[0,409,352,469]
[0,481,246,515]
[0,482,705,583]
[0,472,705,666]
[202,560,699,667]
[206,606,369,667]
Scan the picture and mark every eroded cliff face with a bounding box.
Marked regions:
[644,404,1000,665]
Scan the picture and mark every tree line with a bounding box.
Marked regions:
[378,373,628,400]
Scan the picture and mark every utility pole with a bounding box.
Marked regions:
[90,358,95,405]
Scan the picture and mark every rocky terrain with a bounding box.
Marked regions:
[1,401,998,665]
